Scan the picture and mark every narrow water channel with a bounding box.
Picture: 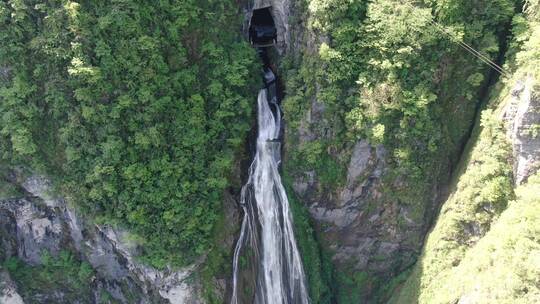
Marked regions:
[230,47,310,304]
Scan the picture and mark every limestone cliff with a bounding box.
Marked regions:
[0,173,204,304]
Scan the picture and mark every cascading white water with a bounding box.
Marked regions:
[231,86,310,304]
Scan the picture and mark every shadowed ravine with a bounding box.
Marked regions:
[230,65,310,304]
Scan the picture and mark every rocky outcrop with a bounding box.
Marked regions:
[280,0,446,294]
[279,5,427,280]
[503,76,540,184]
[0,174,203,304]
[0,270,24,304]
[290,133,422,275]
[247,0,291,53]
[275,0,536,296]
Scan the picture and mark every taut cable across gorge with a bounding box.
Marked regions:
[230,11,310,302]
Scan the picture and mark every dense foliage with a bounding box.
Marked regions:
[281,0,520,301]
[0,0,259,267]
[285,0,517,198]
[4,250,95,303]
[421,173,540,303]
[2,0,537,302]
[390,3,540,301]
[391,108,514,303]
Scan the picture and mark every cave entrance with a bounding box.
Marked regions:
[249,7,277,47]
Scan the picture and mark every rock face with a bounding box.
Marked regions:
[0,174,203,304]
[290,133,422,276]
[245,0,291,53]
[0,270,24,304]
[276,0,444,292]
[504,76,540,184]
[269,0,537,300]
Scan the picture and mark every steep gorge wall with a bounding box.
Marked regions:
[0,173,204,304]
[390,6,540,302]
[273,0,522,302]
[0,1,256,303]
[392,63,540,304]
[1,1,536,303]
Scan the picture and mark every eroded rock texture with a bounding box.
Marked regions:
[504,76,540,184]
[0,174,203,304]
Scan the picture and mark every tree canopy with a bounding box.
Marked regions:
[0,0,259,267]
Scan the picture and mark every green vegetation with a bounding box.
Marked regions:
[284,0,517,199]
[331,261,409,304]
[282,0,520,299]
[284,176,333,304]
[285,138,347,191]
[0,181,20,199]
[0,1,258,267]
[0,167,21,199]
[390,4,540,301]
[334,270,371,304]
[390,108,514,303]
[430,173,540,303]
[199,199,236,304]
[2,0,538,302]
[3,250,95,303]
[392,172,540,304]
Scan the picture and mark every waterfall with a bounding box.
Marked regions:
[231,74,310,304]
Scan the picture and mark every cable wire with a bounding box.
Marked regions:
[403,2,510,77]
[426,18,509,76]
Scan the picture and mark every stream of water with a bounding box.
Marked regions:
[230,69,310,304]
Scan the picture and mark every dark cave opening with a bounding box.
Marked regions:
[249,7,277,46]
